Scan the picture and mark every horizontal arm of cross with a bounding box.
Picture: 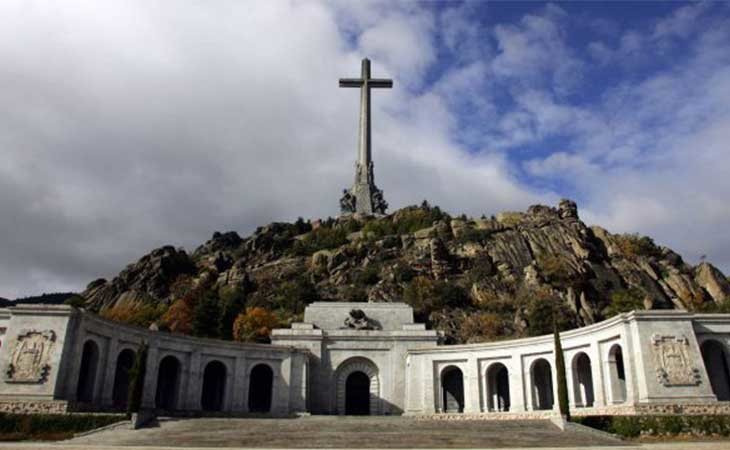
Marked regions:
[368,79,393,88]
[339,78,393,88]
[339,79,363,88]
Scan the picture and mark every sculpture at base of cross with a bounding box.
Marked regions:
[371,187,388,214]
[339,184,387,216]
[340,189,356,214]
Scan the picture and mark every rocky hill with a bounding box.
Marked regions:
[80,200,730,343]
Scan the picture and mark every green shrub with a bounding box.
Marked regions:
[575,415,730,439]
[291,227,349,255]
[0,413,122,441]
[610,416,643,438]
[362,203,451,240]
[64,295,86,308]
[538,255,577,289]
[524,289,575,336]
[615,233,662,259]
[353,266,380,286]
[270,275,320,314]
[404,277,469,317]
[604,288,645,318]
[456,227,493,245]
[392,263,416,283]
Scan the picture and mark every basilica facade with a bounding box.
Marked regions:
[1,302,729,418]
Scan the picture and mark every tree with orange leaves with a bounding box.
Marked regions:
[160,296,195,334]
[232,307,280,343]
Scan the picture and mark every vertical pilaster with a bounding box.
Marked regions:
[592,342,606,407]
[231,356,248,412]
[510,358,526,412]
[464,357,479,413]
[100,338,119,406]
[184,351,201,410]
[142,345,159,409]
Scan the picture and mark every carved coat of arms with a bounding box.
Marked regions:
[6,330,56,383]
[651,334,700,386]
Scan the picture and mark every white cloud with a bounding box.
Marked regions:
[0,0,541,298]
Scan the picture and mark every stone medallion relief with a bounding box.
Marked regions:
[5,330,56,383]
[651,334,701,387]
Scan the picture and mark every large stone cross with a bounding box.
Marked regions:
[339,59,392,215]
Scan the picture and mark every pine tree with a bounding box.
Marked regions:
[553,314,570,420]
[218,284,248,340]
[126,342,148,418]
[192,291,221,338]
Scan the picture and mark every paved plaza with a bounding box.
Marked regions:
[0,416,726,450]
[0,417,729,450]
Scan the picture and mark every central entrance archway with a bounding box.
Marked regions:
[335,358,380,415]
[345,371,370,415]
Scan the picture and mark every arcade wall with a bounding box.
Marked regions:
[0,305,308,415]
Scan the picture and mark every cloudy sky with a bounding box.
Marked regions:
[1,1,730,298]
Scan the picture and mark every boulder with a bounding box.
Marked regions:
[695,262,730,304]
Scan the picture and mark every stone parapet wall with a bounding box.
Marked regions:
[0,399,69,414]
[632,402,730,416]
[416,403,730,421]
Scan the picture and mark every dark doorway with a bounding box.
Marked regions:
[155,355,181,410]
[487,363,510,412]
[441,366,464,413]
[76,340,99,403]
[248,364,273,413]
[112,349,136,408]
[201,361,227,411]
[608,344,627,403]
[701,340,730,401]
[345,371,370,415]
[573,352,595,407]
[532,359,554,410]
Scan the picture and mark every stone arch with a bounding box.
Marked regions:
[441,365,464,413]
[335,357,380,415]
[76,339,100,403]
[112,348,136,408]
[248,363,274,413]
[701,340,730,401]
[571,352,594,407]
[155,355,181,411]
[531,358,554,410]
[201,360,227,412]
[607,344,626,403]
[485,362,510,412]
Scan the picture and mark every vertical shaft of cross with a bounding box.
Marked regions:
[338,58,392,215]
[359,59,371,168]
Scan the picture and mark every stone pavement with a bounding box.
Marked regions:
[0,416,727,450]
